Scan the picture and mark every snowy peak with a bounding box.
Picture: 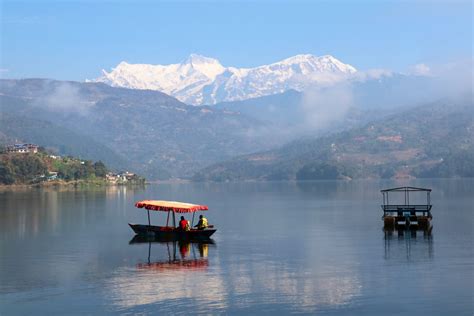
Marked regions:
[277,54,357,74]
[181,54,225,80]
[183,54,221,66]
[92,54,358,105]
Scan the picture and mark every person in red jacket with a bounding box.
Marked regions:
[178,216,190,231]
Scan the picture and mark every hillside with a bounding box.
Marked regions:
[0,79,278,179]
[193,100,474,181]
[210,72,439,141]
[0,149,109,185]
[0,111,128,170]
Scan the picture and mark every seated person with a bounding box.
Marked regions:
[194,214,208,230]
[178,216,190,231]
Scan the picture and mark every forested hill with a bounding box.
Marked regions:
[193,100,474,181]
[0,111,128,170]
[0,149,109,185]
[0,79,277,179]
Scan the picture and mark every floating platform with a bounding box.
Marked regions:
[381,186,432,230]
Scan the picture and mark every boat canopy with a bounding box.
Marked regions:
[135,200,209,213]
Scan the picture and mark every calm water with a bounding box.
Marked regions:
[0,179,473,315]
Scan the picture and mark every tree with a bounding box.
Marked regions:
[296,162,340,180]
[0,161,15,184]
[93,161,108,177]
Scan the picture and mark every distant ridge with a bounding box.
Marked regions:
[91,54,356,105]
[192,101,474,181]
[0,78,278,179]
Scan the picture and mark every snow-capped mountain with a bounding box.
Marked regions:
[92,54,357,105]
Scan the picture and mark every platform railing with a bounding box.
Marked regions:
[381,204,432,212]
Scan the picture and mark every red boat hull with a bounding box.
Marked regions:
[129,223,216,239]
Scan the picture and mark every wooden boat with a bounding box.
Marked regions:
[129,200,216,239]
[381,186,433,230]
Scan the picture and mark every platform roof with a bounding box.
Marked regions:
[380,186,431,193]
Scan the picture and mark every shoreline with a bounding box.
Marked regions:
[0,179,146,191]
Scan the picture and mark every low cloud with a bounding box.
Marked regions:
[353,68,393,81]
[429,58,473,99]
[0,69,9,78]
[301,82,354,131]
[295,58,472,133]
[409,63,431,76]
[36,82,93,115]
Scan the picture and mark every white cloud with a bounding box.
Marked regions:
[33,82,94,115]
[301,82,354,131]
[409,63,431,76]
[353,68,393,81]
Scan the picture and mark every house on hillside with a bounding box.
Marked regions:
[6,143,39,154]
[47,172,58,181]
[106,171,142,184]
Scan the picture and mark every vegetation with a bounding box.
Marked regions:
[0,154,47,185]
[0,110,128,171]
[193,101,474,181]
[0,79,275,179]
[0,148,144,185]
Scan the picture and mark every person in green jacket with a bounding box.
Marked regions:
[194,215,208,230]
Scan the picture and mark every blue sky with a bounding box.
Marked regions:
[1,0,472,80]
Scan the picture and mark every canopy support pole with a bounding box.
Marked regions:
[191,212,195,227]
[172,211,176,228]
[166,211,170,227]
[147,210,151,227]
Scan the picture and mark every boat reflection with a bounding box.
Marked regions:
[129,236,215,272]
[384,228,433,260]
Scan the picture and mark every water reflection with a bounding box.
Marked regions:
[1,180,472,314]
[0,186,147,240]
[104,238,225,312]
[384,229,434,261]
[129,236,213,270]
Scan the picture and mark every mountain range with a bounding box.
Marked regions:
[193,99,474,181]
[92,54,357,105]
[1,54,470,181]
[0,79,281,179]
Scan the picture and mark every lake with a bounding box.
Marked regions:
[0,179,473,315]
